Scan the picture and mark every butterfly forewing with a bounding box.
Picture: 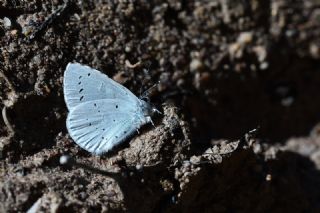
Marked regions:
[63,63,138,111]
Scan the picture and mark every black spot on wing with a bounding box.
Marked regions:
[78,82,81,85]
[88,73,91,76]
[116,105,118,108]
[79,76,82,79]
[79,88,84,93]
[80,96,84,101]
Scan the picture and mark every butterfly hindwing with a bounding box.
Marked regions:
[66,99,143,155]
[94,116,139,155]
[63,63,138,111]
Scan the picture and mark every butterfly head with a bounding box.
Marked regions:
[140,100,161,117]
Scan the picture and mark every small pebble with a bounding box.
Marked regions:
[3,17,12,29]
[190,58,203,72]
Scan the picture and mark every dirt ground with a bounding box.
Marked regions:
[1,0,320,212]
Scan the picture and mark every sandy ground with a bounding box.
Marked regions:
[1,0,320,212]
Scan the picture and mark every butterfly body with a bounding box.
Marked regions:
[63,63,156,155]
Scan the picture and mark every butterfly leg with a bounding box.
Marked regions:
[150,119,155,127]
[153,108,162,115]
[146,116,155,127]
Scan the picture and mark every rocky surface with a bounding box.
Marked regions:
[1,0,320,212]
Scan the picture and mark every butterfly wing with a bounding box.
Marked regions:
[66,99,144,155]
[63,62,138,111]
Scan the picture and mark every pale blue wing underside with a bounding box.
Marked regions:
[63,62,138,111]
[66,99,144,155]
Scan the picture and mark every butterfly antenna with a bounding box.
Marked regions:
[140,81,160,100]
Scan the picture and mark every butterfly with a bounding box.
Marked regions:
[63,62,158,155]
